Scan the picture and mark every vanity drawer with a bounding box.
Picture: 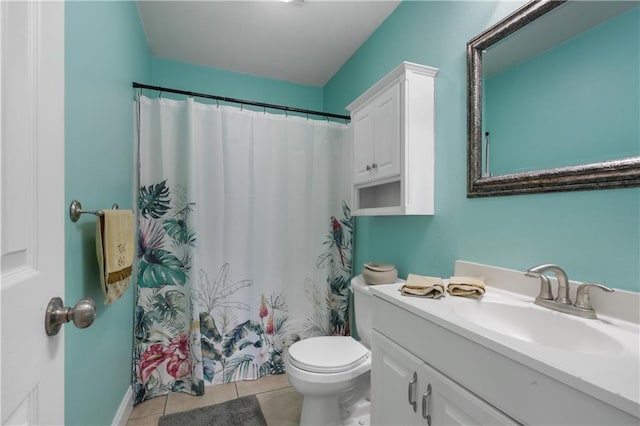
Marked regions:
[372,295,638,425]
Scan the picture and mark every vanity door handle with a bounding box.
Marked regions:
[422,383,432,425]
[408,371,417,412]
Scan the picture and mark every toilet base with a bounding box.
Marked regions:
[300,394,341,426]
[299,393,370,426]
[341,398,370,426]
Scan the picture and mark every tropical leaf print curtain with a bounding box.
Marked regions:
[133,95,353,404]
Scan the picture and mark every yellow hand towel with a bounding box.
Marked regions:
[96,210,134,305]
[401,274,445,299]
[447,276,485,298]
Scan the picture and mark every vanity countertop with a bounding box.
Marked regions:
[369,279,640,419]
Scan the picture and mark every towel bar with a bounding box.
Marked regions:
[69,200,119,222]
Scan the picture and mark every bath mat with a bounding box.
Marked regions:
[158,394,267,426]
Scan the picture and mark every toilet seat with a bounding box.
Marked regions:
[288,336,369,374]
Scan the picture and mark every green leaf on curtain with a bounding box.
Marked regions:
[223,354,255,383]
[170,379,192,393]
[163,218,196,247]
[202,357,216,383]
[138,249,187,287]
[134,305,160,341]
[329,275,350,294]
[222,322,249,357]
[341,201,353,230]
[191,379,205,396]
[258,348,285,377]
[222,320,263,357]
[274,315,288,336]
[150,290,189,331]
[238,340,261,351]
[199,312,222,343]
[139,180,171,219]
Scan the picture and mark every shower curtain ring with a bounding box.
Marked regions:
[216,99,219,108]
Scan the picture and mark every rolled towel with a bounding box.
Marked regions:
[401,274,445,299]
[447,276,485,298]
[96,209,134,304]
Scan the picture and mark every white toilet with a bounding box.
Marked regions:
[286,276,374,426]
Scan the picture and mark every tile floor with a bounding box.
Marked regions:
[127,374,303,426]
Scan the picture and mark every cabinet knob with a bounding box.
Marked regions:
[371,162,378,169]
[366,164,372,172]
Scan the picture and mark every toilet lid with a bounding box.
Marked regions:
[288,336,369,374]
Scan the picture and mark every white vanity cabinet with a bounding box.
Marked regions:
[371,286,640,426]
[372,330,516,426]
[347,62,438,216]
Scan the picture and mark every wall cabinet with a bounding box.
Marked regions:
[352,81,401,185]
[372,330,516,426]
[347,62,438,216]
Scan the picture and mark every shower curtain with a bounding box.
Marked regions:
[132,95,353,404]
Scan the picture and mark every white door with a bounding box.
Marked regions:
[371,330,424,426]
[1,2,65,425]
[372,80,400,181]
[422,360,517,426]
[352,104,375,184]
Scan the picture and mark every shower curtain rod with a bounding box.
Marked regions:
[132,82,351,121]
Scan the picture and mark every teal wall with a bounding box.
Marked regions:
[324,1,640,293]
[65,2,150,425]
[486,6,639,174]
[66,4,328,424]
[63,2,640,424]
[151,57,324,112]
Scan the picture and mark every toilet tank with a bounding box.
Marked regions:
[351,275,374,348]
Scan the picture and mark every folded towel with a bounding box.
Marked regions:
[400,274,445,299]
[447,276,485,298]
[96,210,134,304]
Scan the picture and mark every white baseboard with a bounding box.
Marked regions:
[112,385,134,426]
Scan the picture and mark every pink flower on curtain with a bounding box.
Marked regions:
[140,343,166,385]
[266,313,274,335]
[165,333,192,379]
[259,295,268,318]
[139,333,192,384]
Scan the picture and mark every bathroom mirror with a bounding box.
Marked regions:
[467,0,640,197]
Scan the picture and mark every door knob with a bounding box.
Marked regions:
[45,297,96,336]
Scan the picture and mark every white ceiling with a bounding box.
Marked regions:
[484,1,638,77]
[137,1,400,87]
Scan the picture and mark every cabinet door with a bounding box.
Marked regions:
[371,330,424,426]
[422,361,518,426]
[372,81,401,181]
[352,104,375,184]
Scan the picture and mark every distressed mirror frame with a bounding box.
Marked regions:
[467,0,640,197]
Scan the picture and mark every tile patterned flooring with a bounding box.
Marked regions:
[127,374,303,426]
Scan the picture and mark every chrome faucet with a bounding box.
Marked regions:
[525,264,613,319]
[526,264,571,305]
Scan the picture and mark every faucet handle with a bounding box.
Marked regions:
[574,283,614,311]
[525,271,553,301]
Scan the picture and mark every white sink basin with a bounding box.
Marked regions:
[451,300,624,354]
